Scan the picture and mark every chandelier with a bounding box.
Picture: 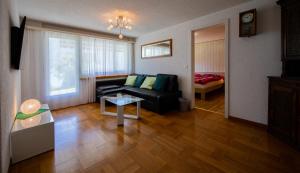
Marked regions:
[107,15,132,39]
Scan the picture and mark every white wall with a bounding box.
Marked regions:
[195,40,225,73]
[0,0,20,172]
[135,0,281,124]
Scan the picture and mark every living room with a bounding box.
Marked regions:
[1,0,300,173]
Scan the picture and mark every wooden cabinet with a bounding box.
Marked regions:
[268,0,300,149]
[277,0,300,77]
[268,77,299,148]
[280,0,300,58]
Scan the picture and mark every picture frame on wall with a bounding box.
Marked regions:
[141,39,172,59]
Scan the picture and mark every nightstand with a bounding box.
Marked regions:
[11,104,55,163]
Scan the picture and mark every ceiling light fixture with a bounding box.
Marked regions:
[107,15,132,39]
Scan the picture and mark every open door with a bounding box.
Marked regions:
[192,24,227,116]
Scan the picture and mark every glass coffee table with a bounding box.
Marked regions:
[100,93,144,126]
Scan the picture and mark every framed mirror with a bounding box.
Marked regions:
[141,39,172,59]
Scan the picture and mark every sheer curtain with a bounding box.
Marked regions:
[79,37,132,103]
[80,37,96,104]
[21,29,132,110]
[21,29,47,103]
[92,38,132,76]
[22,30,82,109]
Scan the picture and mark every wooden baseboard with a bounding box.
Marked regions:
[228,116,267,129]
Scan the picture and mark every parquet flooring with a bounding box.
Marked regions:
[9,103,300,173]
[195,89,224,114]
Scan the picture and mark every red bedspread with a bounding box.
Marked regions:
[194,73,224,84]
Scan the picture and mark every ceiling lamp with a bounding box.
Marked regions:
[107,15,132,39]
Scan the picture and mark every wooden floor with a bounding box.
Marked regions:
[9,103,300,173]
[195,89,225,114]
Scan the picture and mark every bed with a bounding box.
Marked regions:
[194,73,224,100]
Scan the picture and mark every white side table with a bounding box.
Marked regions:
[11,104,54,163]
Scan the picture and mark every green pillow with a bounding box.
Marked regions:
[153,75,168,91]
[124,75,137,86]
[140,77,156,90]
[134,75,146,87]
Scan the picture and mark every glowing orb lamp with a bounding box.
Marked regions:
[20,99,41,115]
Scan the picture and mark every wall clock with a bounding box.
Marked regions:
[239,9,257,37]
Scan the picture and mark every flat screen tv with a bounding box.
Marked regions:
[11,16,26,69]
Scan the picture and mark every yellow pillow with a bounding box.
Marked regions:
[124,75,137,86]
[140,77,156,89]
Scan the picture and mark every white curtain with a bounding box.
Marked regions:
[21,29,47,103]
[21,29,132,110]
[80,37,96,104]
[79,37,132,103]
[92,39,132,75]
[22,30,83,109]
[194,39,225,73]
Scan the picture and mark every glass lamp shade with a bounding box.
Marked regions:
[20,99,41,115]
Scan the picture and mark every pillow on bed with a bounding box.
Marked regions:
[194,73,202,78]
[194,74,224,84]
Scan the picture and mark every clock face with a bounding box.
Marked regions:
[242,13,254,23]
[239,9,256,37]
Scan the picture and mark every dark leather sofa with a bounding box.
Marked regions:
[96,74,181,114]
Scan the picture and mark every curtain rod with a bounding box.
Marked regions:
[26,25,136,44]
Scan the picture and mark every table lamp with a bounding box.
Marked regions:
[20,99,41,115]
[16,99,47,120]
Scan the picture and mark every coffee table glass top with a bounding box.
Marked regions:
[104,93,144,106]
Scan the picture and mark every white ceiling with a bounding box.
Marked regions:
[17,0,251,37]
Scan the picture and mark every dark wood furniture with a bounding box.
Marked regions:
[268,0,300,149]
[268,77,300,148]
[278,0,300,77]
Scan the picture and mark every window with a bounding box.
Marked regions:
[47,32,132,97]
[48,35,79,96]
[81,38,132,76]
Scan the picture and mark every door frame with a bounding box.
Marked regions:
[190,19,229,118]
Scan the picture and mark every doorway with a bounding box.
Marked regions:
[191,22,229,117]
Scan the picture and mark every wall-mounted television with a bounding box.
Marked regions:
[11,16,26,70]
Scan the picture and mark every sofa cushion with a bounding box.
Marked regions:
[124,87,159,101]
[124,75,137,86]
[140,77,156,90]
[157,74,178,92]
[100,87,128,96]
[153,75,168,91]
[124,87,178,102]
[133,75,146,87]
[96,85,120,92]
